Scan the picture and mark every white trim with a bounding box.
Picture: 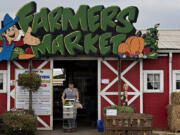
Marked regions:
[52,57,98,60]
[128,94,140,105]
[121,61,138,76]
[10,88,15,99]
[101,92,139,96]
[102,61,118,75]
[140,60,143,113]
[37,60,50,69]
[121,76,139,93]
[7,61,10,111]
[50,59,53,130]
[102,95,115,105]
[99,60,141,113]
[169,52,172,103]
[101,77,118,93]
[172,70,180,92]
[143,70,164,93]
[0,70,7,93]
[98,58,101,120]
[13,61,24,69]
[37,116,49,128]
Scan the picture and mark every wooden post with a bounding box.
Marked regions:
[29,60,33,114]
[118,58,121,106]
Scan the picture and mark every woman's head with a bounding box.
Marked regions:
[68,82,74,89]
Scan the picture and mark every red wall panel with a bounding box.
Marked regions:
[0,93,7,115]
[143,57,169,129]
[101,60,140,118]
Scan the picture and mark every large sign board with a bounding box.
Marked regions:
[15,69,52,115]
[0,2,159,61]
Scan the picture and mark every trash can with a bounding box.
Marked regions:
[97,120,104,132]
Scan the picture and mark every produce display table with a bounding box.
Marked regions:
[103,114,153,135]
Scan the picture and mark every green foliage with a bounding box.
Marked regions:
[11,47,25,60]
[103,105,135,115]
[142,24,160,58]
[2,109,37,135]
[0,34,3,40]
[17,72,41,92]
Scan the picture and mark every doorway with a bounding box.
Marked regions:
[53,60,98,129]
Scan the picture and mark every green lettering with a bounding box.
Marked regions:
[84,33,99,54]
[32,8,50,34]
[116,6,138,33]
[16,1,36,32]
[101,6,120,31]
[88,5,103,32]
[62,5,88,31]
[32,34,52,57]
[52,34,65,55]
[110,34,126,54]
[64,31,83,55]
[99,32,112,55]
[48,7,63,32]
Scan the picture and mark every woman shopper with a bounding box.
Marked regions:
[61,82,79,131]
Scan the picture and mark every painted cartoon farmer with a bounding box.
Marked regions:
[0,14,40,61]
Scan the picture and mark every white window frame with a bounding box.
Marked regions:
[143,70,164,93]
[172,70,180,92]
[0,70,7,93]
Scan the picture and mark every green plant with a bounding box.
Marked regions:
[2,109,37,135]
[17,72,41,113]
[103,105,135,115]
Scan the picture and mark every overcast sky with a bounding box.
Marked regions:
[0,0,180,30]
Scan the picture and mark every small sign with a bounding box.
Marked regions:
[106,109,117,116]
[10,80,15,86]
[101,79,110,84]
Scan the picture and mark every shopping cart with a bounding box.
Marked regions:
[62,99,77,132]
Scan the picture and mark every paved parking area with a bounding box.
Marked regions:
[36,128,102,135]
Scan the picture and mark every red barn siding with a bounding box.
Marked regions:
[143,57,169,129]
[0,61,7,115]
[172,53,180,69]
[101,60,140,119]
[0,93,7,115]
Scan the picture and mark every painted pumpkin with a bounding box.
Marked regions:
[125,36,144,56]
[118,43,130,55]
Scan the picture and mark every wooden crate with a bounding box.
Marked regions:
[103,114,153,135]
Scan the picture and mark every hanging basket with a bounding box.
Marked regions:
[17,72,41,92]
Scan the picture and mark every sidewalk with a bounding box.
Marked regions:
[36,128,102,135]
[36,129,180,135]
[1,130,180,135]
[36,130,180,135]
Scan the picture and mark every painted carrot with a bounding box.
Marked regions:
[18,54,35,60]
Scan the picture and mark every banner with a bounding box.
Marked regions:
[0,2,159,61]
[15,69,52,115]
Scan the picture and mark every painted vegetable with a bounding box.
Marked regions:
[118,43,130,55]
[125,36,144,56]
[18,54,36,60]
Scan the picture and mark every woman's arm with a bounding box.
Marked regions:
[76,90,79,101]
[61,91,65,104]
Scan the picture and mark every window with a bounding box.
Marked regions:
[143,70,164,93]
[173,70,180,91]
[0,70,7,93]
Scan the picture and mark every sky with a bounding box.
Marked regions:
[0,0,180,30]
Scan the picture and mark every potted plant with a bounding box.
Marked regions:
[17,72,41,114]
